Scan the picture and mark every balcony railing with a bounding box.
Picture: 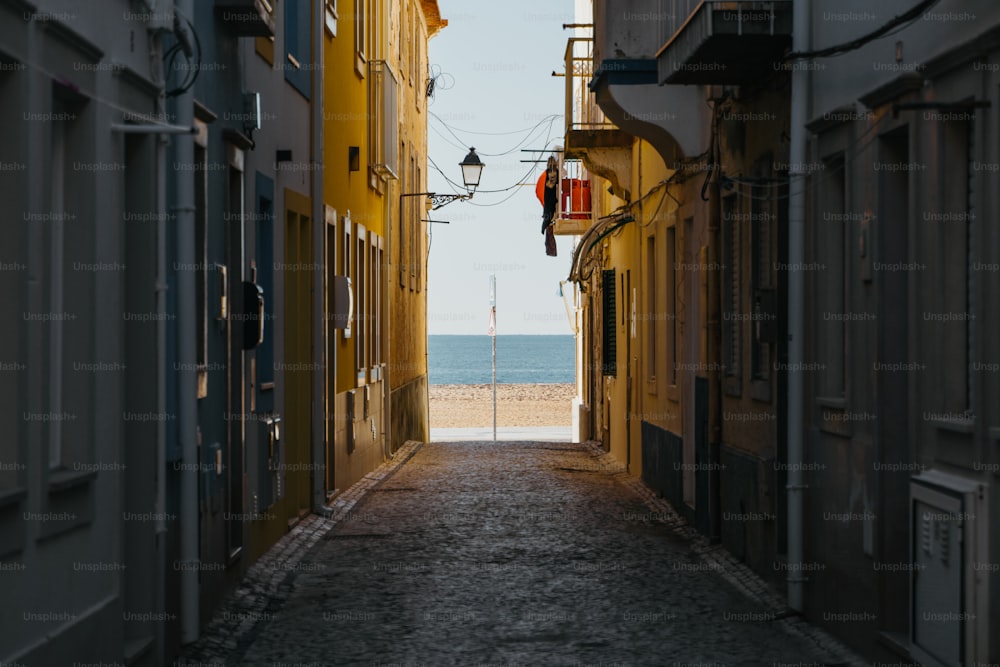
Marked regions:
[656,0,792,84]
[565,37,612,136]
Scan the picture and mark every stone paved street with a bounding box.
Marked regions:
[184,441,863,667]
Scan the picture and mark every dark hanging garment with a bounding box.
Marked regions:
[545,225,557,257]
[542,165,558,227]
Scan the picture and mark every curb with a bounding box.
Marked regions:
[581,440,868,667]
[177,439,424,666]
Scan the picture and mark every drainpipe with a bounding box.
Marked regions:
[786,0,810,613]
[311,0,327,512]
[384,193,392,459]
[707,102,722,542]
[172,3,199,644]
[151,24,169,660]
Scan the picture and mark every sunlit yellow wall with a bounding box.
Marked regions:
[632,140,681,443]
[323,0,390,395]
[387,0,442,392]
[322,0,442,455]
[590,137,675,474]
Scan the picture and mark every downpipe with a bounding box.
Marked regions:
[786,0,810,613]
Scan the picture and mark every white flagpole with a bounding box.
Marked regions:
[490,274,497,442]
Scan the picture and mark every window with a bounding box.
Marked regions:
[722,193,742,391]
[399,143,407,287]
[256,174,275,410]
[750,190,774,384]
[255,1,276,64]
[405,150,420,291]
[284,0,311,98]
[355,223,366,385]
[343,214,352,339]
[325,0,338,37]
[355,0,367,73]
[410,153,417,290]
[645,236,657,385]
[602,269,617,376]
[416,164,423,292]
[369,59,399,181]
[941,119,971,413]
[398,0,406,77]
[195,127,209,399]
[409,6,417,88]
[667,226,678,385]
[0,62,21,494]
[818,154,846,399]
[375,240,383,366]
[48,87,92,473]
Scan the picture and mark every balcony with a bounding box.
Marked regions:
[563,36,632,202]
[656,0,792,84]
[215,0,275,37]
[552,161,594,236]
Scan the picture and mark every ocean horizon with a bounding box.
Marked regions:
[428,334,575,385]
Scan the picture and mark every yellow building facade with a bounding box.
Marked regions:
[323,0,444,494]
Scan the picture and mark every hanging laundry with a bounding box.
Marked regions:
[535,155,560,256]
[545,225,557,257]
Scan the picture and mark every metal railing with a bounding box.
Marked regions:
[557,160,593,220]
[656,0,791,51]
[564,36,612,135]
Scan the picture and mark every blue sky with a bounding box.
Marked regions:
[426,0,575,335]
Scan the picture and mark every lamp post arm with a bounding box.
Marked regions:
[399,191,475,210]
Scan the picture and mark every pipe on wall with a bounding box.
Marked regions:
[311,0,327,512]
[172,1,200,644]
[786,0,811,613]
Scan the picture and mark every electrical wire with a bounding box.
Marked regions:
[166,12,202,97]
[430,111,561,157]
[722,110,892,202]
[431,111,562,137]
[786,0,943,60]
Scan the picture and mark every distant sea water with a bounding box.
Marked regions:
[428,335,575,385]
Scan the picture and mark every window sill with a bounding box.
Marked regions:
[932,417,975,435]
[48,467,97,493]
[750,378,770,403]
[0,486,26,510]
[815,395,847,410]
[39,468,95,542]
[817,401,852,439]
[0,487,26,558]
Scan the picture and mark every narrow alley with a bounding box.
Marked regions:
[181,440,859,667]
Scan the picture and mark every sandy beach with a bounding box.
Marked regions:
[429,383,575,428]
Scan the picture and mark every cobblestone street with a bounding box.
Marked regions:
[182,441,862,667]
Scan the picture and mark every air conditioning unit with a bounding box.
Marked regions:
[909,470,989,667]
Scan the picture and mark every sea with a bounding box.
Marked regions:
[428,335,575,385]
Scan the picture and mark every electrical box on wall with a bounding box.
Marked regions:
[909,470,988,667]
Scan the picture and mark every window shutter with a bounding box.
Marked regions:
[602,269,617,377]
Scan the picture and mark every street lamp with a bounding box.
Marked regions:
[401,147,485,210]
[459,147,484,192]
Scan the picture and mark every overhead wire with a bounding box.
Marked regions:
[430,111,561,157]
[431,111,562,137]
[786,0,943,60]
